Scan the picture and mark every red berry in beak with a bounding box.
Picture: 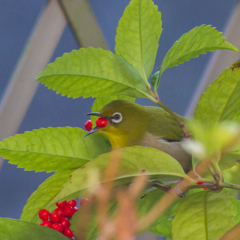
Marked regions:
[96,117,108,127]
[84,120,92,131]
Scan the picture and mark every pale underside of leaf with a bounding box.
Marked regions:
[0,127,111,172]
[115,0,162,80]
[51,147,186,205]
[172,190,235,240]
[21,170,74,223]
[37,48,151,99]
[156,25,239,89]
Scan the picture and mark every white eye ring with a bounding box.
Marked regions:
[112,112,123,123]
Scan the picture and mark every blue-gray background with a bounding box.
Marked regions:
[0,0,238,220]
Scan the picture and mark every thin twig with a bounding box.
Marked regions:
[137,160,209,231]
[97,150,122,239]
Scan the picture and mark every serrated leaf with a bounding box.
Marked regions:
[37,48,151,99]
[0,218,69,240]
[115,0,162,81]
[172,190,235,240]
[195,59,240,124]
[90,95,135,127]
[155,25,238,89]
[52,146,186,204]
[195,60,240,170]
[21,170,74,223]
[0,127,111,172]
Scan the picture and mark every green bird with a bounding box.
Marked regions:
[86,100,192,173]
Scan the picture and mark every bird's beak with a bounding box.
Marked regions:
[85,112,101,116]
[84,126,99,137]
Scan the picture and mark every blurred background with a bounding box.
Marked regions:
[0,0,239,231]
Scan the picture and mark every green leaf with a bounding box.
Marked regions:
[0,218,69,240]
[183,120,240,171]
[70,188,196,240]
[195,60,240,169]
[70,189,176,240]
[172,190,235,240]
[37,48,151,99]
[155,25,238,89]
[115,0,162,81]
[0,127,111,172]
[52,146,186,204]
[140,189,202,237]
[91,95,135,127]
[195,59,240,124]
[137,189,179,238]
[223,164,240,198]
[230,197,240,224]
[150,71,159,88]
[21,170,74,223]
[71,199,117,240]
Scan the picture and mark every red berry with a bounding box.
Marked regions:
[40,220,52,228]
[67,199,77,207]
[38,209,50,220]
[50,212,61,223]
[54,208,64,217]
[84,120,92,131]
[63,227,74,238]
[60,216,70,229]
[96,117,108,127]
[63,205,74,218]
[80,198,89,206]
[56,201,67,208]
[52,223,63,232]
[73,207,78,213]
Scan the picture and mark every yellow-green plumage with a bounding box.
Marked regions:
[99,100,185,145]
[90,100,192,172]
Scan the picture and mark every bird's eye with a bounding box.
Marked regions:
[111,112,122,123]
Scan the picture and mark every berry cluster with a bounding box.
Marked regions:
[39,198,89,237]
[84,118,108,132]
[39,199,82,238]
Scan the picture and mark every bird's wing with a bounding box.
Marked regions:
[141,133,192,173]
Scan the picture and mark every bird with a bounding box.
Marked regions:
[86,100,192,173]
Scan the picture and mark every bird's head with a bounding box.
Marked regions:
[85,100,146,148]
